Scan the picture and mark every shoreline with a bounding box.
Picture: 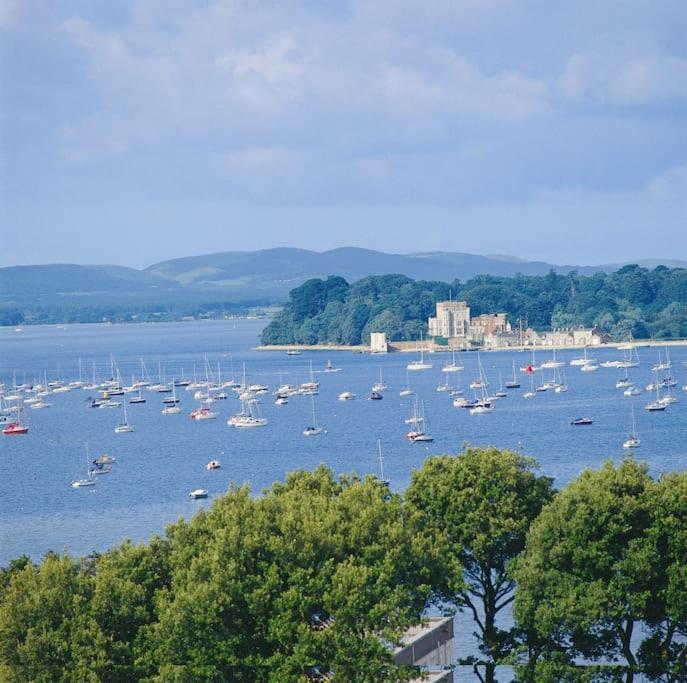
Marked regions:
[256,339,687,353]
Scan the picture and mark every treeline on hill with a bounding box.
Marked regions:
[261,266,687,345]
[0,299,271,326]
[1,450,686,683]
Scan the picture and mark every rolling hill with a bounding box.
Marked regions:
[2,248,685,315]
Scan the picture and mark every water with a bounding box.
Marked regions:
[1,321,684,680]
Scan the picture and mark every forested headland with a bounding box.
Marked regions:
[260,266,687,345]
[1,450,685,682]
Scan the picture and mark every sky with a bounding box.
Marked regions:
[1,0,686,268]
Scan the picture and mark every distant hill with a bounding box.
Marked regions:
[144,247,687,295]
[1,249,685,322]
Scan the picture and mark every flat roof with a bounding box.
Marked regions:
[398,616,453,649]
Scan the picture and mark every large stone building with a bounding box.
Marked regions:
[469,313,511,344]
[428,301,471,339]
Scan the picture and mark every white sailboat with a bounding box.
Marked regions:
[375,439,390,486]
[570,347,596,367]
[505,361,521,389]
[71,445,96,488]
[442,349,464,373]
[372,367,388,392]
[114,401,134,433]
[399,369,414,397]
[228,400,268,427]
[623,405,640,449]
[303,393,324,436]
[407,333,433,371]
[324,359,341,373]
[645,371,667,412]
[406,400,433,441]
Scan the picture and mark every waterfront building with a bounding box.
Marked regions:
[469,313,511,344]
[370,332,389,353]
[428,301,470,340]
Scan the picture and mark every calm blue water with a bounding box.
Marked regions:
[2,319,685,564]
[0,320,684,680]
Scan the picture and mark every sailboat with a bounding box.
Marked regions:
[442,349,464,373]
[399,369,414,397]
[372,367,388,392]
[375,440,390,486]
[651,348,671,372]
[162,381,182,414]
[405,397,424,425]
[623,405,640,449]
[505,360,520,389]
[162,381,180,404]
[228,400,268,427]
[570,347,596,366]
[303,393,324,436]
[406,400,433,441]
[645,370,667,412]
[71,445,96,488]
[2,404,29,434]
[114,401,134,432]
[324,359,341,373]
[541,348,565,369]
[300,361,320,392]
[129,386,146,404]
[523,370,536,399]
[495,373,508,398]
[407,333,433,371]
[554,368,568,393]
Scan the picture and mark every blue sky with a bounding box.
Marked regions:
[1,0,686,268]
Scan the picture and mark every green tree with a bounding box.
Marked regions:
[0,553,87,682]
[514,458,657,683]
[406,447,555,683]
[145,467,436,681]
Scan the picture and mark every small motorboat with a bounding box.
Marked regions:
[338,391,356,401]
[275,396,288,405]
[189,488,208,499]
[368,391,383,401]
[570,417,593,426]
[206,460,221,470]
[286,350,302,356]
[92,453,115,465]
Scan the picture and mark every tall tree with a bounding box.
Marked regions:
[406,447,554,683]
[145,467,436,681]
[513,458,658,682]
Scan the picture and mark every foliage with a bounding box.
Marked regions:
[406,447,555,683]
[513,459,687,682]
[0,468,435,682]
[261,265,687,344]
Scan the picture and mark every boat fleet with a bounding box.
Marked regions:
[3,344,686,499]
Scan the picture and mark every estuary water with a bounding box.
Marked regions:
[1,319,686,564]
[0,319,684,681]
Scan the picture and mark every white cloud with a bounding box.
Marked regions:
[57,0,551,164]
[646,164,687,198]
[559,53,687,105]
